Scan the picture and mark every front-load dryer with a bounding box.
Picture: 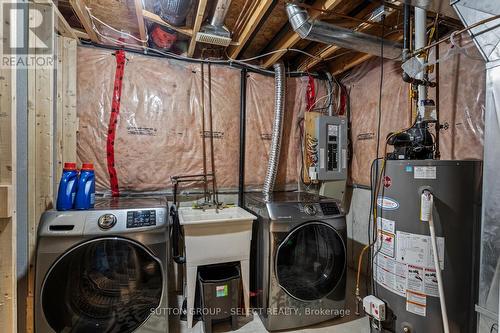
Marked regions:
[35,197,169,333]
[245,192,347,331]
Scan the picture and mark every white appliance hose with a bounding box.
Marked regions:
[422,190,450,333]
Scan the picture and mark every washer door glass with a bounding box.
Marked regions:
[275,222,345,301]
[42,238,163,333]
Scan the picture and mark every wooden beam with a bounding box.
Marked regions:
[53,3,80,41]
[227,0,275,59]
[329,52,373,74]
[0,12,17,332]
[188,0,209,57]
[56,36,78,185]
[26,4,56,331]
[261,0,344,68]
[72,29,89,40]
[68,0,99,43]
[31,0,80,42]
[142,10,193,37]
[328,33,404,75]
[0,186,13,218]
[133,0,147,46]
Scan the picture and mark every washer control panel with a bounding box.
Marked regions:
[303,204,318,216]
[126,210,156,228]
[320,202,340,216]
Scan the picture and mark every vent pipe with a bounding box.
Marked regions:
[196,0,233,46]
[159,0,193,26]
[286,3,402,60]
[262,63,286,195]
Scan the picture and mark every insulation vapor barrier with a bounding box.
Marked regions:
[343,40,485,186]
[77,47,326,194]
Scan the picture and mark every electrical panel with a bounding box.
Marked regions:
[314,116,347,181]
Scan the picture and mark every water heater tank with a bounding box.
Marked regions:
[372,160,482,333]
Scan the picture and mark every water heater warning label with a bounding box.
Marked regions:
[374,254,407,297]
[396,231,445,270]
[406,290,427,317]
[414,166,437,179]
[375,231,445,300]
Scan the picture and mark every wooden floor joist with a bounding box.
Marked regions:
[133,0,147,47]
[72,29,90,40]
[188,0,209,57]
[32,0,80,41]
[68,0,99,43]
[260,0,344,68]
[227,0,275,59]
[328,33,404,75]
[142,10,194,37]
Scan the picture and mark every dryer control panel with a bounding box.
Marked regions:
[127,210,157,228]
[298,202,340,217]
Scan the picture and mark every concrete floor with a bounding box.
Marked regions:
[169,268,371,333]
[170,312,370,333]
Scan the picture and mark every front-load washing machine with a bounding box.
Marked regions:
[245,192,347,331]
[35,197,169,333]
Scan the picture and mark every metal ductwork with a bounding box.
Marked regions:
[450,2,500,333]
[452,0,500,62]
[262,63,285,195]
[196,0,233,47]
[286,3,402,60]
[159,0,193,26]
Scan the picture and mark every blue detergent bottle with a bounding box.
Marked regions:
[56,162,79,211]
[75,163,95,209]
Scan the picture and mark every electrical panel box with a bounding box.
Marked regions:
[315,116,347,181]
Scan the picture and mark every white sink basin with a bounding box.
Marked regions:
[178,206,256,225]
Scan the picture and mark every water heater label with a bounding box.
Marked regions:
[396,231,445,270]
[407,265,425,293]
[374,254,407,297]
[377,196,399,210]
[406,290,427,317]
[414,166,437,179]
[424,268,439,297]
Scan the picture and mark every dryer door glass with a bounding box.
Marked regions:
[275,222,345,301]
[42,238,163,333]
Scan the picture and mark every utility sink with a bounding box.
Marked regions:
[178,206,256,225]
[177,206,257,328]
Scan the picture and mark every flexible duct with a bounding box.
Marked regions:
[159,0,193,26]
[262,63,285,194]
[286,3,402,60]
[326,72,334,116]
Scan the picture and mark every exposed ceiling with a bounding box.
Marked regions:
[52,0,463,75]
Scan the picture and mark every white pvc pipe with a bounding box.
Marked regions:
[427,193,450,333]
[415,7,427,119]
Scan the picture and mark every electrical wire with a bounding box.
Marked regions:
[87,6,326,74]
[355,12,385,305]
[230,48,323,62]
[86,6,148,43]
[307,88,334,112]
[84,5,355,75]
